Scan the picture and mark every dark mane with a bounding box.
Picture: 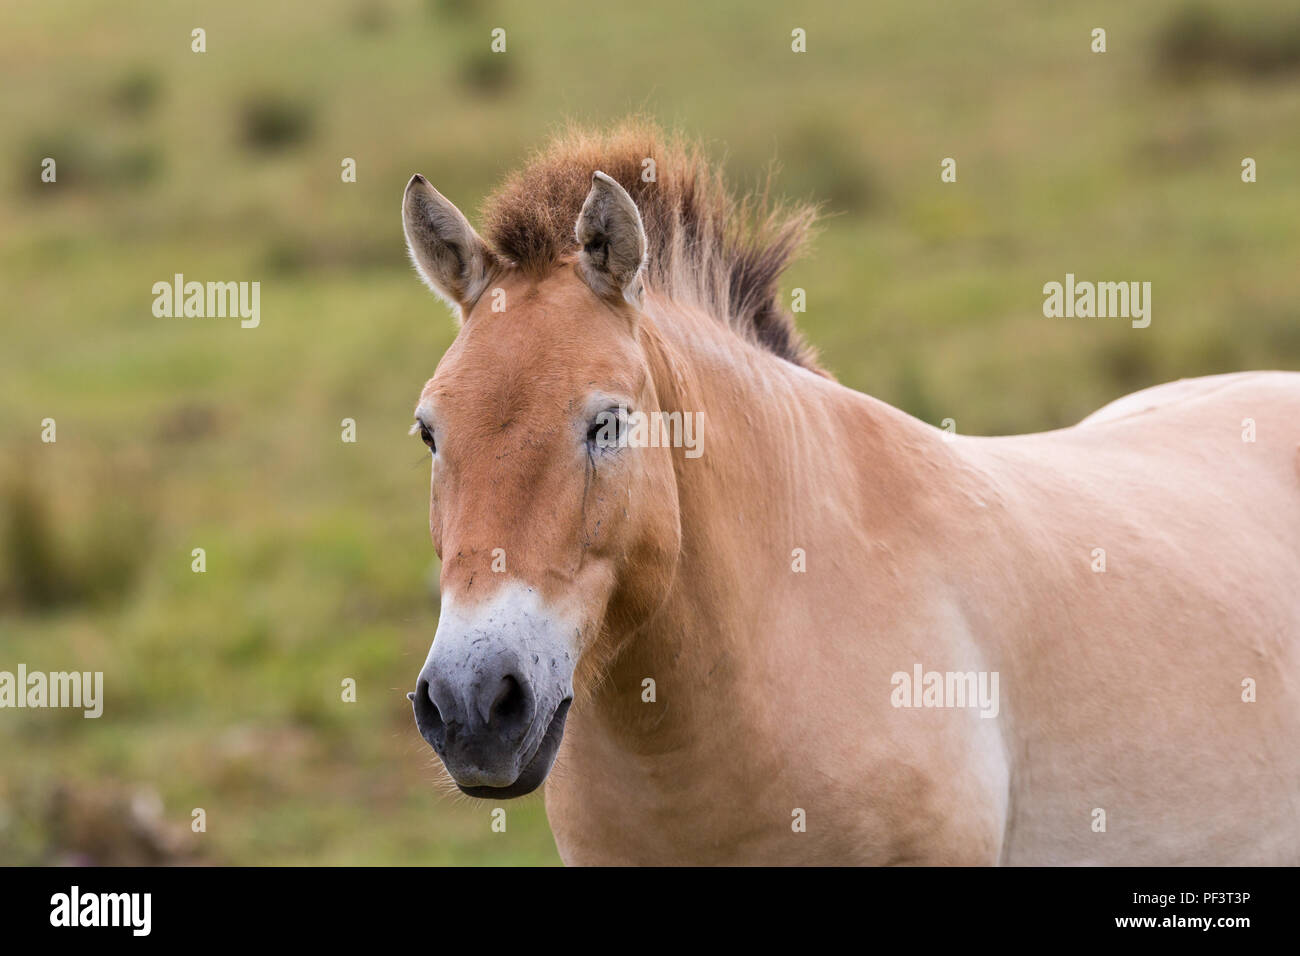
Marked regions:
[480,120,823,372]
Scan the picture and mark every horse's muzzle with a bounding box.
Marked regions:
[411,593,575,797]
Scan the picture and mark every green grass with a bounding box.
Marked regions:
[2,0,1298,864]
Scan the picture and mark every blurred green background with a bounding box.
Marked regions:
[1,0,1298,864]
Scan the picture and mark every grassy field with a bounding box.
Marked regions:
[1,0,1298,864]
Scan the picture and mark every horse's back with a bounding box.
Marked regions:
[1077,371,1291,427]
[983,371,1300,546]
[1068,370,1300,546]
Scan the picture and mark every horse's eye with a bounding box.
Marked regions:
[419,424,436,452]
[587,409,624,450]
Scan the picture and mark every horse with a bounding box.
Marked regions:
[402,122,1300,865]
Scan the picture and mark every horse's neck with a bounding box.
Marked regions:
[582,296,950,752]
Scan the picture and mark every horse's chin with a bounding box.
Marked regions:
[454,698,571,799]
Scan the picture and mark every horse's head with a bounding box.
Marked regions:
[402,171,681,797]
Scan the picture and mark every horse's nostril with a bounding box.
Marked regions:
[488,674,527,728]
[413,677,445,747]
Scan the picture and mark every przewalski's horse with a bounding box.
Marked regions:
[403,123,1300,865]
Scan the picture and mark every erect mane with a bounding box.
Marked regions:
[480,120,823,373]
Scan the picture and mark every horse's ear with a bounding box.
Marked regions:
[575,171,647,307]
[402,174,498,320]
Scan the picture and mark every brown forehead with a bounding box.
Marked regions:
[419,264,642,414]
